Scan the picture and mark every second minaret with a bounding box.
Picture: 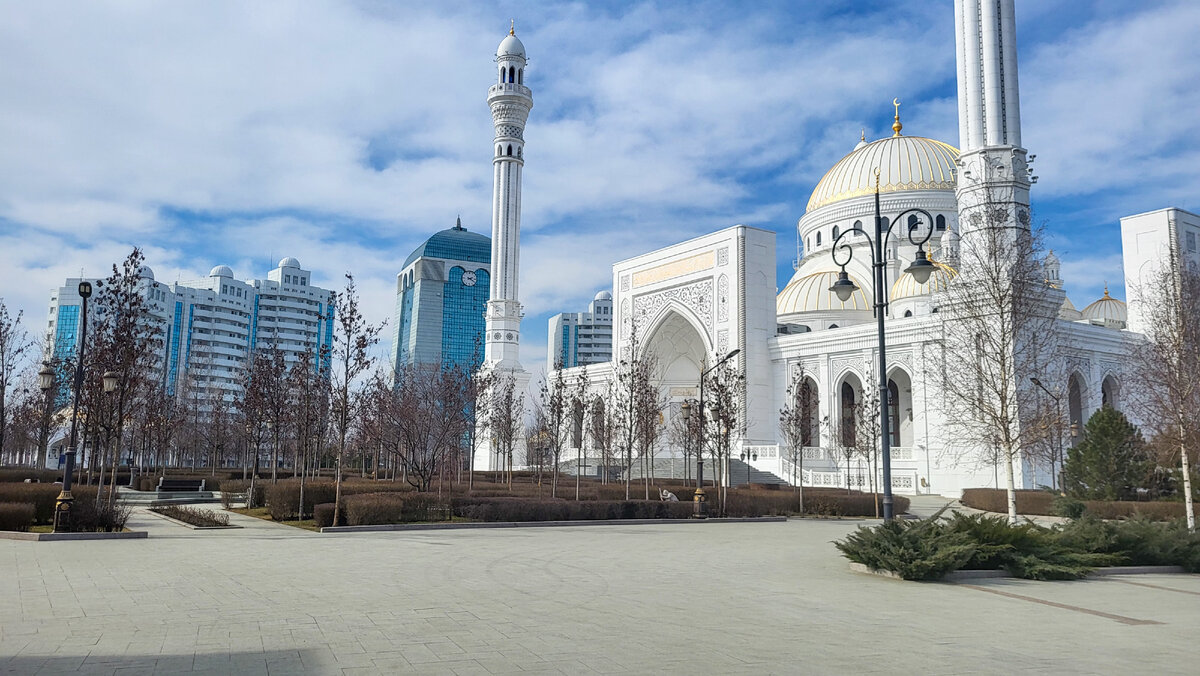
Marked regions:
[485,24,533,370]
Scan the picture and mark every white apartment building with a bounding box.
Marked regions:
[546,290,614,371]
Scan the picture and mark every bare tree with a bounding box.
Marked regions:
[487,372,524,489]
[392,362,473,492]
[91,249,162,505]
[779,364,818,511]
[0,300,33,464]
[588,385,615,485]
[1130,265,1200,531]
[329,274,383,526]
[703,360,743,512]
[937,192,1059,523]
[570,366,590,499]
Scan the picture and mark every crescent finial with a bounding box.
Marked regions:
[892,98,903,137]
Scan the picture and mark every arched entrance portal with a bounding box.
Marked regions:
[641,309,710,480]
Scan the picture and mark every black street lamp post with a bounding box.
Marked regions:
[828,170,936,521]
[739,448,758,486]
[1030,376,1065,490]
[54,281,92,533]
[681,348,740,519]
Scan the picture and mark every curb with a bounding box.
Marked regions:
[321,516,787,533]
[143,509,243,530]
[849,562,1189,582]
[0,530,148,541]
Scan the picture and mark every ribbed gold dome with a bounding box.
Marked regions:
[806,135,960,212]
[890,261,958,301]
[777,270,872,315]
[1081,287,1127,324]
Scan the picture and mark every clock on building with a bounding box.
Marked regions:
[462,270,477,286]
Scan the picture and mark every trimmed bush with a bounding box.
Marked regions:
[219,480,266,508]
[0,503,36,531]
[0,469,61,483]
[313,503,337,528]
[960,488,1055,515]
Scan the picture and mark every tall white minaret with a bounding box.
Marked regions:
[485,22,532,373]
[954,0,1033,264]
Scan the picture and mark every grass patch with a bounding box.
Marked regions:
[231,507,319,532]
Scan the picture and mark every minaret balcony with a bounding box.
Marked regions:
[488,83,532,99]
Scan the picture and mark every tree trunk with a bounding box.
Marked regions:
[1180,419,1195,532]
[1005,447,1018,525]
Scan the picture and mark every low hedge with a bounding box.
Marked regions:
[0,503,36,531]
[264,479,414,521]
[151,505,229,527]
[314,503,337,528]
[0,483,63,524]
[673,488,909,517]
[961,488,1198,521]
[451,497,694,522]
[0,469,61,483]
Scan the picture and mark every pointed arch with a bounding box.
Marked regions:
[508,66,515,82]
[1101,374,1120,411]
[640,301,714,358]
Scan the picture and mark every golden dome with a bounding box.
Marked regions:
[777,270,872,315]
[806,135,960,212]
[889,261,958,301]
[1081,286,1127,325]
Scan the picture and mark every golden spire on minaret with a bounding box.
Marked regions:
[892,98,903,136]
[510,19,515,35]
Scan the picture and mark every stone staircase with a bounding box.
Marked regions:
[727,459,789,487]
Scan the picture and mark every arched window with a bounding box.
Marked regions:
[507,144,513,156]
[799,378,819,447]
[1102,375,1119,411]
[853,220,862,235]
[888,380,901,447]
[509,66,515,83]
[833,226,840,239]
[903,310,913,317]
[816,231,822,246]
[840,382,857,447]
[499,67,506,83]
[828,323,838,329]
[1068,374,1086,445]
[497,145,502,156]
[936,214,947,231]
[806,237,810,251]
[518,68,523,85]
[517,147,522,158]
[881,217,890,230]
[907,214,920,234]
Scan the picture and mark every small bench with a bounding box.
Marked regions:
[157,478,206,492]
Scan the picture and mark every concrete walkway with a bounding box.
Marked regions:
[1,514,1196,674]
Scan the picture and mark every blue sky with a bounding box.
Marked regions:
[1,0,1197,372]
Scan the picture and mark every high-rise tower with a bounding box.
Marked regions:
[484,23,532,372]
[953,0,1033,265]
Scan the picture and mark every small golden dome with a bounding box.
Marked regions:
[1081,285,1127,325]
[890,261,958,301]
[777,270,872,315]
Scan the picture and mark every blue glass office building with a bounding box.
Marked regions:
[392,219,491,371]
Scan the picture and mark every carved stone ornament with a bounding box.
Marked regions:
[717,247,729,267]
[632,279,714,337]
[717,274,729,322]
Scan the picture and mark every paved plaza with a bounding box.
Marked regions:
[2,505,1198,675]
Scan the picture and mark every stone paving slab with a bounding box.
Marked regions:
[1,518,1197,674]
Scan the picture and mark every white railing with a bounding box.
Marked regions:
[890,446,914,461]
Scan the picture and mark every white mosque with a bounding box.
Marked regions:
[478,1,1200,497]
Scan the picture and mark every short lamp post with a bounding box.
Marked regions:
[37,362,55,462]
[55,280,92,532]
[1030,376,1065,490]
[739,448,758,486]
[828,169,936,521]
[681,348,741,519]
